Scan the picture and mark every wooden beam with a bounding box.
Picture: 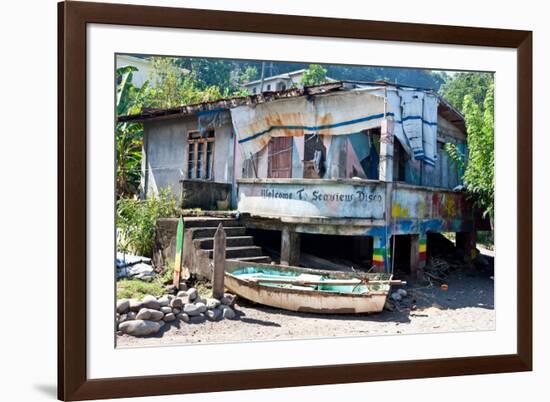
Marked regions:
[212,223,226,299]
[173,217,184,288]
[280,227,300,266]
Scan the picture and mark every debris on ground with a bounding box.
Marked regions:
[116,252,156,281]
[385,287,415,312]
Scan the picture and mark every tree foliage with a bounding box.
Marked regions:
[300,64,329,86]
[439,72,494,112]
[116,58,231,198]
[446,84,494,220]
[116,66,149,197]
[239,66,260,84]
[147,57,224,109]
[116,189,177,257]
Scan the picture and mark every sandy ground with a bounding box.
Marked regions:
[116,265,494,348]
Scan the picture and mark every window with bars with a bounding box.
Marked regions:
[187,130,215,180]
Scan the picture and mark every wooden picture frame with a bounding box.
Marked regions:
[58,1,532,400]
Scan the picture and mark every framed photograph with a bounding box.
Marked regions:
[58,1,532,400]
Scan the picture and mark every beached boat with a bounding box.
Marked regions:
[224,261,404,314]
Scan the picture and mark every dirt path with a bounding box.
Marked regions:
[116,267,494,348]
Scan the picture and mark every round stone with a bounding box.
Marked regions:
[170,297,184,309]
[136,308,164,321]
[186,288,198,301]
[189,313,206,324]
[160,306,172,314]
[118,320,161,336]
[116,299,130,314]
[195,302,207,313]
[221,306,236,320]
[183,303,202,316]
[157,296,170,307]
[220,294,236,306]
[206,308,222,321]
[129,299,143,312]
[390,292,402,301]
[206,298,221,309]
[163,313,176,322]
[141,295,161,310]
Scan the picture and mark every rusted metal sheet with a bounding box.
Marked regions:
[238,178,386,219]
[118,82,344,123]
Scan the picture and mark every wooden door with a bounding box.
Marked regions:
[268,137,293,178]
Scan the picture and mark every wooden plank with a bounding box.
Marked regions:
[268,136,293,178]
[201,141,207,179]
[196,143,199,179]
[212,223,226,299]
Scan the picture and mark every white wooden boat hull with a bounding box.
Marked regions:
[224,262,390,314]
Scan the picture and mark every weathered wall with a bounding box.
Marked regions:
[437,116,466,141]
[391,183,473,235]
[153,218,179,269]
[143,113,235,206]
[238,178,386,219]
[181,180,232,210]
[212,112,235,183]
[143,118,192,200]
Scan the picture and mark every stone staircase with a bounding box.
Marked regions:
[185,217,271,264]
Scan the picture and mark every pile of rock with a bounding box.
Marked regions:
[116,288,237,337]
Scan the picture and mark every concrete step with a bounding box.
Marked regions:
[230,256,272,263]
[183,218,240,229]
[194,236,255,249]
[190,226,247,239]
[206,246,263,259]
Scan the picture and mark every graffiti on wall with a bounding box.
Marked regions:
[238,181,385,219]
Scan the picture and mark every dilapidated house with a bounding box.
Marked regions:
[120,81,478,278]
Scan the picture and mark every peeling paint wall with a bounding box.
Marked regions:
[143,113,234,204]
[238,179,386,219]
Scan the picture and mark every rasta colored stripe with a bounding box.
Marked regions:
[373,247,386,265]
[419,237,427,261]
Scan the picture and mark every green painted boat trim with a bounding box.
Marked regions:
[231,266,391,294]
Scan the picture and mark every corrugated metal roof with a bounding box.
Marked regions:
[118,82,344,123]
[117,80,465,132]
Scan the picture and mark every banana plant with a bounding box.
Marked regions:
[116,66,150,198]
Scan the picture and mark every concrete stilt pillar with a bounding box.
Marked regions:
[281,227,300,266]
[456,231,477,267]
[373,235,391,273]
[419,233,427,269]
[410,233,427,281]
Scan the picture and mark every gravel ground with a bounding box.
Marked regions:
[116,266,494,348]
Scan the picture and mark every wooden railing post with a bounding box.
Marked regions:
[173,217,184,288]
[212,223,226,299]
